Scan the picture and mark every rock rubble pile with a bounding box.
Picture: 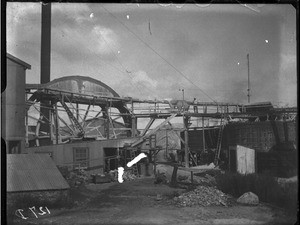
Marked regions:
[123,170,138,181]
[174,185,228,207]
[67,168,90,187]
[109,169,138,182]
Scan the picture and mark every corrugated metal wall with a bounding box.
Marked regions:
[7,154,69,192]
[224,121,296,152]
[182,128,220,152]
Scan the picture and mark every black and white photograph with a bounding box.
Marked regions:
[3,2,298,225]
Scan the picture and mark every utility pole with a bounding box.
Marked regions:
[247,53,250,103]
[179,88,184,101]
[180,88,188,167]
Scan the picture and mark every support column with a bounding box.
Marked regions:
[202,116,205,153]
[76,103,79,121]
[105,105,110,139]
[49,107,53,143]
[165,129,168,158]
[55,103,59,144]
[131,99,137,137]
[25,105,29,147]
[184,115,189,168]
[131,116,137,137]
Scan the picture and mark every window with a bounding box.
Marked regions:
[73,147,89,169]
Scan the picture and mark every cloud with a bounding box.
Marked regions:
[91,25,120,54]
[277,53,297,106]
[6,3,41,52]
[111,70,159,99]
[132,70,158,88]
[101,3,269,15]
[51,3,120,61]
[279,53,296,73]
[164,32,201,68]
[7,3,40,24]
[52,3,90,20]
[51,23,120,63]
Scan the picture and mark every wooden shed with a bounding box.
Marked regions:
[228,145,255,175]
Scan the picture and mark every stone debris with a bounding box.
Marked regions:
[204,174,217,186]
[67,168,90,187]
[154,171,168,184]
[237,192,259,205]
[173,185,228,207]
[109,170,118,181]
[109,169,138,182]
[156,194,163,201]
[123,170,137,181]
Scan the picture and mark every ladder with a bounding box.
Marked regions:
[214,118,225,165]
[189,151,197,166]
[60,99,85,137]
[129,150,139,176]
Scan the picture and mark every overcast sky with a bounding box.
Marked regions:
[7,3,297,107]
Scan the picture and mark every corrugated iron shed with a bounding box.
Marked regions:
[7,154,70,192]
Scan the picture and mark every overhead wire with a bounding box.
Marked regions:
[88,13,164,98]
[52,13,139,92]
[100,5,218,104]
[88,19,147,96]
[53,10,153,98]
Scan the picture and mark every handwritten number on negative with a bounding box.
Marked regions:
[15,206,50,219]
[38,207,47,215]
[15,209,28,220]
[29,206,38,218]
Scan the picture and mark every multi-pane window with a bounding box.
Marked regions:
[73,147,89,169]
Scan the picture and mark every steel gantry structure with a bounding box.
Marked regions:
[25,76,297,168]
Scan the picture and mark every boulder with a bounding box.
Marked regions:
[237,192,259,205]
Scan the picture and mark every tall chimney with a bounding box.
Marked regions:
[39,3,51,144]
[40,3,51,83]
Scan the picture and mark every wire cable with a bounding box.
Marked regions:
[100,5,218,104]
[53,12,151,97]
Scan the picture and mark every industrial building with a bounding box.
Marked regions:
[3,53,297,179]
[3,3,297,186]
[3,53,31,154]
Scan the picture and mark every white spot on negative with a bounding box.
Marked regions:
[126,15,130,20]
[127,153,147,168]
[118,167,124,183]
[90,13,94,18]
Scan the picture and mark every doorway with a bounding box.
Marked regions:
[104,148,119,172]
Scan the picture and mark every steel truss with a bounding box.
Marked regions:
[26,86,297,168]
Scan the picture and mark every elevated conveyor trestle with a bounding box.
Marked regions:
[131,113,177,148]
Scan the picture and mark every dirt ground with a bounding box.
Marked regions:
[11,177,297,225]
